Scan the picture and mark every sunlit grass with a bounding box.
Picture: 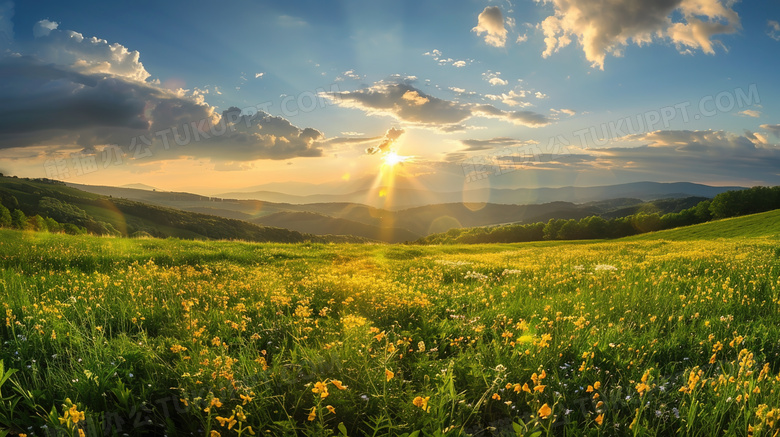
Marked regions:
[0,229,778,435]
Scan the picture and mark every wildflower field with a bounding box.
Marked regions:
[1,216,780,436]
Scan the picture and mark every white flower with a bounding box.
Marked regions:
[594,264,618,271]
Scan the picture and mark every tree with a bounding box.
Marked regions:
[543,219,565,240]
[28,215,47,232]
[45,217,62,233]
[11,209,27,230]
[0,204,10,228]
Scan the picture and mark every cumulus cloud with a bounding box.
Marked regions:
[28,25,151,81]
[538,0,741,69]
[33,19,57,37]
[473,6,508,47]
[0,22,330,162]
[482,70,508,86]
[0,57,327,161]
[321,81,550,129]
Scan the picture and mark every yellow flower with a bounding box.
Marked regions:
[211,397,223,408]
[413,396,430,412]
[78,431,85,437]
[534,384,546,393]
[332,379,348,390]
[210,431,221,437]
[326,405,336,414]
[240,394,253,405]
[385,369,394,381]
[170,344,187,353]
[491,393,501,400]
[538,403,552,419]
[68,404,85,424]
[312,381,329,398]
[216,415,237,429]
[594,381,601,390]
[308,406,317,421]
[595,413,604,425]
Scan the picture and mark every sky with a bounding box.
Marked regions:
[0,0,779,198]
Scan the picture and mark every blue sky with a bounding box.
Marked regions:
[1,0,779,196]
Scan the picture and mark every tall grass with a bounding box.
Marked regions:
[0,228,779,436]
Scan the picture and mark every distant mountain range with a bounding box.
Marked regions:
[64,181,738,243]
[217,181,743,210]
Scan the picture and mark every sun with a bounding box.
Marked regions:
[382,151,408,167]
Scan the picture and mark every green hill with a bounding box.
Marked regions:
[627,208,780,240]
[0,176,362,243]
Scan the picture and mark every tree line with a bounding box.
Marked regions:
[417,186,780,244]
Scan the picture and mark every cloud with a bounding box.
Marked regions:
[29,25,151,81]
[0,22,330,162]
[254,72,264,79]
[551,108,577,116]
[423,49,472,67]
[482,70,508,86]
[336,69,361,81]
[473,6,508,47]
[761,124,780,138]
[366,127,405,155]
[484,88,530,107]
[538,0,740,69]
[768,20,780,41]
[321,81,550,129]
[737,109,761,118]
[460,137,538,151]
[33,19,57,37]
[516,33,528,43]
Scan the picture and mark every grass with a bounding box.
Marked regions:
[0,211,779,436]
[628,209,780,241]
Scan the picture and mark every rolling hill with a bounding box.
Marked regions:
[0,176,364,243]
[67,182,716,242]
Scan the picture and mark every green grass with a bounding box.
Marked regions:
[0,211,779,436]
[627,208,780,240]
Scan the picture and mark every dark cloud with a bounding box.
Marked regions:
[322,82,549,129]
[0,56,327,161]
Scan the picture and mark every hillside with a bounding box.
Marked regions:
[67,182,713,241]
[0,176,358,243]
[252,211,421,243]
[627,209,780,240]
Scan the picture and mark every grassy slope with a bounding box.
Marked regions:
[627,208,780,240]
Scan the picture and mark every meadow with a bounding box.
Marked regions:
[0,212,779,436]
